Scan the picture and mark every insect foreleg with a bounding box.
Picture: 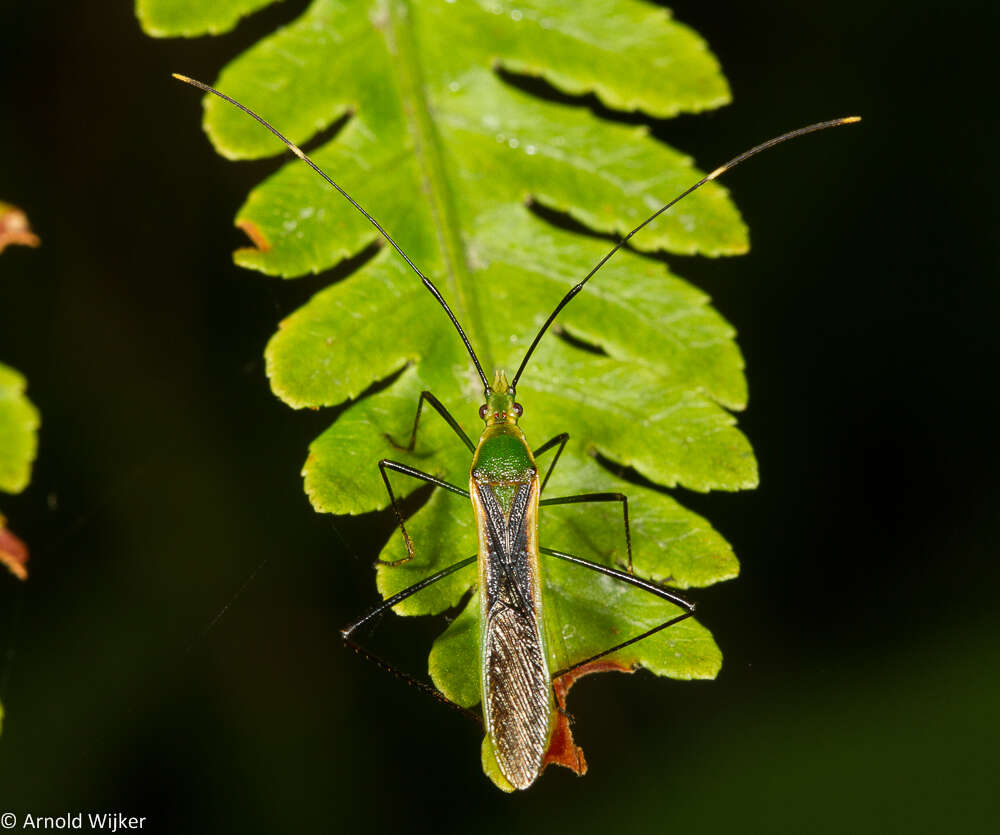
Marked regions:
[532,433,570,494]
[386,390,475,454]
[538,546,694,679]
[342,554,480,722]
[378,459,469,566]
[539,492,633,573]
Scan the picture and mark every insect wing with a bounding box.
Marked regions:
[473,478,553,790]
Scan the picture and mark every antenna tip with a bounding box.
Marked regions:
[172,74,209,93]
[841,116,862,124]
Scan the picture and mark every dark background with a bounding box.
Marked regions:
[1,0,996,831]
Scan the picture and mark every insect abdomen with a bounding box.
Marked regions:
[483,604,552,789]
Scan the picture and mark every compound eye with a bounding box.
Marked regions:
[479,404,489,420]
[512,402,523,418]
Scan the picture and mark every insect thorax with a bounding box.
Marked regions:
[471,425,536,493]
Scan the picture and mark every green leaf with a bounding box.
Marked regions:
[0,362,39,497]
[149,0,755,779]
[481,735,516,793]
[136,0,282,37]
[0,351,39,588]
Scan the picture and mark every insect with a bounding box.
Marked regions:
[174,72,857,790]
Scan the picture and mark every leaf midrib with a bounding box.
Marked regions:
[382,0,493,374]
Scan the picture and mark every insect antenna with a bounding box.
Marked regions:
[172,74,492,394]
[510,116,861,390]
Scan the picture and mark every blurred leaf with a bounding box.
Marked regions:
[0,202,40,254]
[0,364,39,497]
[150,0,755,782]
[0,519,28,582]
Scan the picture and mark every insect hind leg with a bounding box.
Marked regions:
[342,554,480,723]
[538,545,694,679]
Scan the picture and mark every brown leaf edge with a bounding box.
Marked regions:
[235,218,270,252]
[0,202,40,254]
[0,516,29,581]
[542,660,634,776]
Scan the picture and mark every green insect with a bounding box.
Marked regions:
[174,73,857,790]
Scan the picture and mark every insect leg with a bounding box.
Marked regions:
[539,492,633,574]
[386,390,475,454]
[378,460,469,567]
[539,546,694,679]
[342,554,480,723]
[532,433,569,494]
